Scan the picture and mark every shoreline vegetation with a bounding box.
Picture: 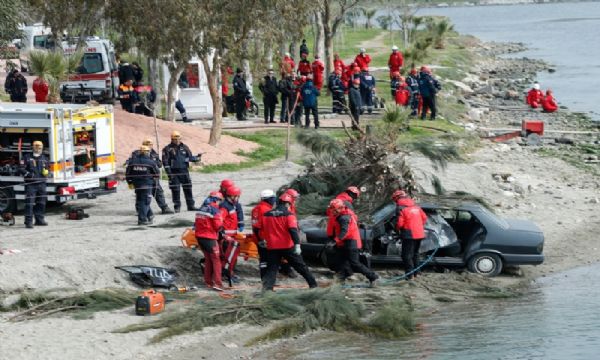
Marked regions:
[1,14,599,360]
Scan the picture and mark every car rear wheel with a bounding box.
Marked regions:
[468,252,503,277]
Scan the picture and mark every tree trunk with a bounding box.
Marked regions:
[314,11,325,62]
[241,41,252,94]
[166,64,184,122]
[202,54,223,146]
[324,31,334,78]
[289,40,297,61]
[147,57,161,117]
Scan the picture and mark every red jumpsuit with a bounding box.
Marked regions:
[334,58,346,73]
[297,59,312,76]
[32,77,48,102]
[195,202,224,288]
[526,89,544,109]
[311,59,325,90]
[354,54,371,71]
[281,56,296,77]
[542,93,558,113]
[388,52,404,76]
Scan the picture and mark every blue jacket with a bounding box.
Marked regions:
[418,72,441,98]
[126,153,159,187]
[301,80,320,108]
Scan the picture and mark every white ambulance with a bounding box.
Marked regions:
[0,103,117,213]
[60,37,120,104]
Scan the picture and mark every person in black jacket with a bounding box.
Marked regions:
[126,146,159,225]
[278,74,290,123]
[131,62,144,85]
[299,39,309,58]
[161,131,199,212]
[328,68,346,114]
[20,141,49,228]
[232,68,249,121]
[417,66,441,120]
[348,78,362,130]
[406,67,420,116]
[258,69,279,124]
[7,70,28,102]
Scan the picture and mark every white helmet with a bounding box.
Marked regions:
[392,45,398,51]
[533,83,540,90]
[360,48,366,53]
[285,52,291,57]
[260,189,275,199]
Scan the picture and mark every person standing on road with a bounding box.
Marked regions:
[348,78,362,129]
[259,193,318,291]
[278,73,290,123]
[195,191,225,290]
[130,139,174,214]
[7,69,28,103]
[327,199,378,286]
[301,75,320,129]
[126,145,159,225]
[258,69,279,124]
[162,131,199,212]
[328,68,346,114]
[20,141,49,228]
[393,190,428,280]
[233,68,249,121]
[417,66,441,120]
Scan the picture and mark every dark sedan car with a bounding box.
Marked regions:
[299,202,544,276]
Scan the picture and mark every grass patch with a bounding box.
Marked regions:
[199,130,287,173]
[6,288,136,321]
[115,286,415,344]
[535,145,600,177]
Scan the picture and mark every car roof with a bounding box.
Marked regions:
[419,201,485,212]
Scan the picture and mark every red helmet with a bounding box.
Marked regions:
[328,199,345,214]
[392,190,407,201]
[285,188,300,199]
[210,191,224,200]
[279,193,294,204]
[353,66,361,73]
[346,186,360,197]
[220,179,234,190]
[392,71,400,78]
[410,68,417,76]
[420,66,431,73]
[226,186,241,196]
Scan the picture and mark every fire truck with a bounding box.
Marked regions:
[60,37,120,104]
[0,103,117,213]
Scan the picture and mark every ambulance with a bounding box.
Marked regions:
[60,37,120,104]
[0,103,117,213]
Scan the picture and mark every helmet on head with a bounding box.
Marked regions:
[285,52,290,57]
[360,48,366,53]
[142,138,153,146]
[346,186,360,197]
[260,189,275,199]
[420,66,430,73]
[410,68,417,75]
[220,179,234,191]
[285,188,300,199]
[171,131,181,140]
[546,89,553,94]
[392,190,407,201]
[226,186,241,197]
[392,45,399,51]
[392,71,400,78]
[533,83,540,90]
[209,191,224,200]
[361,65,368,72]
[140,145,150,153]
[279,193,294,204]
[328,199,345,214]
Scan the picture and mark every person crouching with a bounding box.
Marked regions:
[195,191,225,291]
[259,193,317,291]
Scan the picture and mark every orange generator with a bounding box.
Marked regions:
[135,289,165,316]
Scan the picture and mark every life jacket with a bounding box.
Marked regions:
[332,208,362,249]
[251,200,273,240]
[195,203,223,240]
[260,205,298,250]
[395,198,428,240]
[219,200,239,231]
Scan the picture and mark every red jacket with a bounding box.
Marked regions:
[282,56,295,76]
[526,89,543,108]
[334,59,346,72]
[219,200,239,231]
[330,208,362,248]
[32,78,48,102]
[298,60,312,75]
[354,54,371,70]
[311,60,325,89]
[251,200,273,240]
[388,52,404,72]
[326,192,356,237]
[195,203,223,240]
[542,94,558,113]
[395,198,427,240]
[395,83,410,106]
[259,204,299,250]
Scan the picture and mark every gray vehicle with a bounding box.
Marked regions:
[299,202,545,276]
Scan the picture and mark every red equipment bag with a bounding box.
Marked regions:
[221,235,241,287]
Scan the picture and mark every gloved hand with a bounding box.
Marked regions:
[41,168,49,177]
[238,224,245,233]
[258,240,267,248]
[293,244,302,255]
[128,183,134,190]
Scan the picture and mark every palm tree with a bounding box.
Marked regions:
[425,18,455,49]
[28,50,82,103]
[363,8,377,29]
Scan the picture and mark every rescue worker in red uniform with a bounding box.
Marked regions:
[387,45,404,78]
[195,191,225,290]
[326,186,361,240]
[281,52,295,79]
[219,186,244,233]
[32,77,48,102]
[542,89,558,113]
[354,48,371,71]
[328,199,378,286]
[333,53,346,75]
[526,83,544,109]
[284,188,300,214]
[259,193,317,291]
[311,55,325,90]
[252,189,276,278]
[219,179,234,195]
[297,54,312,76]
[391,73,410,106]
[393,190,428,280]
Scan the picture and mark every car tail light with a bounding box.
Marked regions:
[105,180,118,190]
[105,78,111,88]
[59,186,76,195]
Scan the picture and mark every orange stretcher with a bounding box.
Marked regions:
[180,228,259,260]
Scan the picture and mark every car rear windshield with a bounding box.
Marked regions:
[77,53,103,74]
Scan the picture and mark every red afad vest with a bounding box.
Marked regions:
[333,208,362,249]
[220,201,238,231]
[251,201,273,239]
[195,204,223,240]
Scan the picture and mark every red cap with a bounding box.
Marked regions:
[226,186,241,196]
